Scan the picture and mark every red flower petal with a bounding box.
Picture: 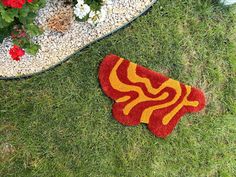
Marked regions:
[9,45,25,61]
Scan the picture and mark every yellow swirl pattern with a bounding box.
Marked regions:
[109,58,199,125]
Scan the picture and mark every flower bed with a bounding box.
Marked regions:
[0,0,156,78]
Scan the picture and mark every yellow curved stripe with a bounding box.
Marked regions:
[162,85,199,125]
[140,79,182,123]
[109,58,183,124]
[127,62,173,95]
[126,62,184,124]
[109,58,170,116]
[116,96,131,103]
[127,62,159,94]
[109,58,144,93]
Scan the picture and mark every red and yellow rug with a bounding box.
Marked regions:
[99,54,206,138]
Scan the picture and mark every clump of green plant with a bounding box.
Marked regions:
[0,0,46,58]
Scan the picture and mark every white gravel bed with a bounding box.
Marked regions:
[0,0,156,78]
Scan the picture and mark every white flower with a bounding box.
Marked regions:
[87,11,99,25]
[74,2,91,19]
[87,8,107,25]
[100,6,107,22]
[104,0,113,5]
[77,0,84,5]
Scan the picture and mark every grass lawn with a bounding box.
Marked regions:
[1,0,236,176]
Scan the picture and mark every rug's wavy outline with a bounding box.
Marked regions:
[0,0,157,80]
[99,54,206,138]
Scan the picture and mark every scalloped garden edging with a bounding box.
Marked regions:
[0,0,157,79]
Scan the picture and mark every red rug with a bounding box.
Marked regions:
[99,54,206,138]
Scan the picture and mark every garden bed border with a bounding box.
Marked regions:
[0,0,157,80]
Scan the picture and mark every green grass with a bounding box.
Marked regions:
[1,0,236,176]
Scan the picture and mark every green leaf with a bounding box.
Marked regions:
[19,6,30,17]
[0,26,11,43]
[25,23,42,36]
[25,43,40,55]
[0,15,11,29]
[18,12,37,25]
[1,8,16,23]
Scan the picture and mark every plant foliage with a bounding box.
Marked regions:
[0,0,46,55]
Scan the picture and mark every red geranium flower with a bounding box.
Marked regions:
[1,0,33,9]
[9,45,25,61]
